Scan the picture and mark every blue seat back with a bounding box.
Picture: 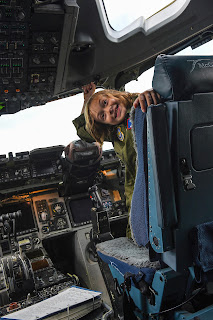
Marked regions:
[148,54,213,272]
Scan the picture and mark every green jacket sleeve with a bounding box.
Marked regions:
[73,114,114,143]
[72,114,95,143]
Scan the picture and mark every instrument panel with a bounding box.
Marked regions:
[0,146,64,193]
[0,0,78,115]
[0,146,127,317]
[0,190,72,250]
[0,146,127,239]
[32,191,71,239]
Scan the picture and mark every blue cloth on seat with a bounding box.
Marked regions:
[130,107,149,247]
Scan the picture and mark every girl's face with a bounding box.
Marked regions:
[90,93,127,125]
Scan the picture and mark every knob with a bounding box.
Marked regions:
[49,57,56,65]
[36,36,45,44]
[16,11,25,21]
[33,237,40,245]
[18,50,24,56]
[50,36,58,45]
[48,75,54,83]
[33,57,40,65]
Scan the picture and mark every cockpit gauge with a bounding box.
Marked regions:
[55,217,67,230]
[35,200,50,222]
[40,211,49,222]
[41,225,49,234]
[51,202,64,216]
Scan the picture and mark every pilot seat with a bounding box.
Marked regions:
[94,54,213,320]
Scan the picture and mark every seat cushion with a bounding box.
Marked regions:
[96,237,160,285]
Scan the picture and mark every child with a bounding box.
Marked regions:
[71,83,160,237]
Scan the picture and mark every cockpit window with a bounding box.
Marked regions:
[0,38,212,156]
[125,39,213,94]
[0,39,212,156]
[103,0,174,31]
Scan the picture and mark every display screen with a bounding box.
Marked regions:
[1,240,10,254]
[34,160,54,175]
[0,201,36,234]
[26,248,44,260]
[68,196,92,225]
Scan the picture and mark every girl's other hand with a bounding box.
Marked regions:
[83,82,96,104]
[133,89,161,112]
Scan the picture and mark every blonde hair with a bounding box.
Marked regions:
[84,89,138,145]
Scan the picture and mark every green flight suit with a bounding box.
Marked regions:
[72,110,136,238]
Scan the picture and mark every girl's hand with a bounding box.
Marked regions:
[83,82,96,104]
[133,89,161,113]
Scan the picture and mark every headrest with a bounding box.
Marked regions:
[152,54,213,101]
[64,140,102,166]
[64,140,102,195]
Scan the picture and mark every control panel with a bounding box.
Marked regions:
[0,190,76,314]
[0,145,64,193]
[0,147,127,318]
[94,149,127,219]
[0,238,77,314]
[0,0,79,115]
[0,147,127,227]
[32,191,71,239]
[0,0,31,106]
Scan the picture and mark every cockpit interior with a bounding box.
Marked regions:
[0,1,213,320]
